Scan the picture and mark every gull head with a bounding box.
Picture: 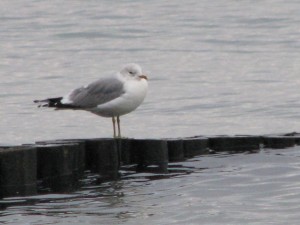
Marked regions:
[120,63,148,80]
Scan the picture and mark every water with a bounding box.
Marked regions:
[1,146,300,225]
[1,0,300,144]
[1,0,300,224]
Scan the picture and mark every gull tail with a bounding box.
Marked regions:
[34,97,64,108]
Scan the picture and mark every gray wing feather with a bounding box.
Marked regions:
[68,77,124,108]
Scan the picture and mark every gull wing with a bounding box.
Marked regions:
[64,77,125,108]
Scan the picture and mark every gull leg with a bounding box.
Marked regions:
[112,116,116,138]
[117,116,121,138]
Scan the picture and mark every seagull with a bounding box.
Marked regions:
[34,63,148,138]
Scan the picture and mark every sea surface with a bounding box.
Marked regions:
[1,146,300,225]
[1,0,300,224]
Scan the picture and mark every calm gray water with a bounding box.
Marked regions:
[1,0,300,224]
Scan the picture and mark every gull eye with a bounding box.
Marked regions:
[129,71,135,75]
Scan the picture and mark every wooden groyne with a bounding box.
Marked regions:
[1,133,300,198]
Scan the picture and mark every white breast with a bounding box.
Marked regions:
[90,78,148,117]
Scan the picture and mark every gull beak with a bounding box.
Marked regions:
[139,75,148,80]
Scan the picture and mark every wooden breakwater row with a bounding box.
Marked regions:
[1,133,300,198]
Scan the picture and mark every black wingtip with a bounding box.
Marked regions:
[33,99,44,107]
[33,97,78,109]
[33,98,54,107]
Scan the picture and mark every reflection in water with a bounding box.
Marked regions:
[1,146,300,224]
[0,150,200,210]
